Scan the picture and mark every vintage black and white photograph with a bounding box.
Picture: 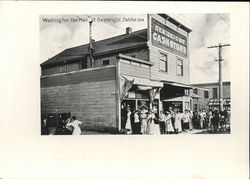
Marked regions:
[40,14,231,135]
[0,2,249,179]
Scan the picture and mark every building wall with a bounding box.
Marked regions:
[191,82,231,111]
[193,82,231,99]
[41,47,149,76]
[148,14,190,84]
[120,60,150,78]
[93,47,149,68]
[41,66,118,132]
[149,46,189,83]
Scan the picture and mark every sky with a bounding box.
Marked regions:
[40,14,230,84]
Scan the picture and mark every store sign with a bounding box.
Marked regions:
[207,98,231,106]
[151,18,188,57]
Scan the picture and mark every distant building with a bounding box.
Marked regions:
[191,81,231,111]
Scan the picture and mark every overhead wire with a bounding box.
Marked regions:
[216,13,230,28]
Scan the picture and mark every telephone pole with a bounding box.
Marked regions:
[208,43,230,112]
[89,18,94,68]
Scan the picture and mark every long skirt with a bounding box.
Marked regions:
[141,119,147,134]
[189,119,193,130]
[166,120,174,133]
[154,124,161,135]
[125,118,132,134]
[146,121,155,135]
[174,119,182,131]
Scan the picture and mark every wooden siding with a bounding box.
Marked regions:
[42,65,62,76]
[41,66,117,132]
[120,61,150,78]
[41,48,149,76]
[41,67,116,87]
[93,48,149,68]
[148,14,190,84]
[67,62,80,72]
[149,45,189,84]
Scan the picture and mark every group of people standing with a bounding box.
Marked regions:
[121,105,230,135]
[192,109,230,133]
[41,114,83,135]
[121,105,193,135]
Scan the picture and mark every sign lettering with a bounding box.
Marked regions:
[151,18,188,57]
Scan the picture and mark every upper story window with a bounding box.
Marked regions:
[159,53,168,72]
[204,91,209,98]
[212,88,218,98]
[177,58,183,76]
[59,65,65,73]
[184,89,190,96]
[103,59,110,66]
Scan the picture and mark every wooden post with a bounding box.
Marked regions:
[116,57,121,131]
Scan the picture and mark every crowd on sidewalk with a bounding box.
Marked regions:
[120,105,231,135]
[41,106,230,135]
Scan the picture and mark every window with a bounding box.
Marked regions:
[82,60,87,69]
[193,88,198,94]
[159,53,168,72]
[59,65,65,73]
[212,88,218,98]
[184,89,190,96]
[204,91,209,98]
[103,59,110,66]
[177,59,183,76]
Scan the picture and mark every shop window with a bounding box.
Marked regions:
[185,102,190,110]
[103,59,110,66]
[212,88,218,98]
[159,53,168,72]
[204,91,209,98]
[177,59,183,76]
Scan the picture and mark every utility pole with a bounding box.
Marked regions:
[208,43,230,112]
[89,19,94,68]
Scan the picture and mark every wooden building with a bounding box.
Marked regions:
[191,81,231,111]
[40,14,193,133]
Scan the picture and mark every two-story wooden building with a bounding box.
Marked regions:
[40,14,192,133]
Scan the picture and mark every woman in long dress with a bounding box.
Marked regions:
[133,110,141,134]
[125,108,132,134]
[183,110,190,131]
[153,112,161,135]
[140,108,148,135]
[66,116,82,135]
[174,109,183,134]
[159,111,166,134]
[146,111,155,135]
[165,111,174,134]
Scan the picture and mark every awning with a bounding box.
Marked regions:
[191,94,203,98]
[162,81,193,89]
[207,98,231,106]
[122,75,163,87]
